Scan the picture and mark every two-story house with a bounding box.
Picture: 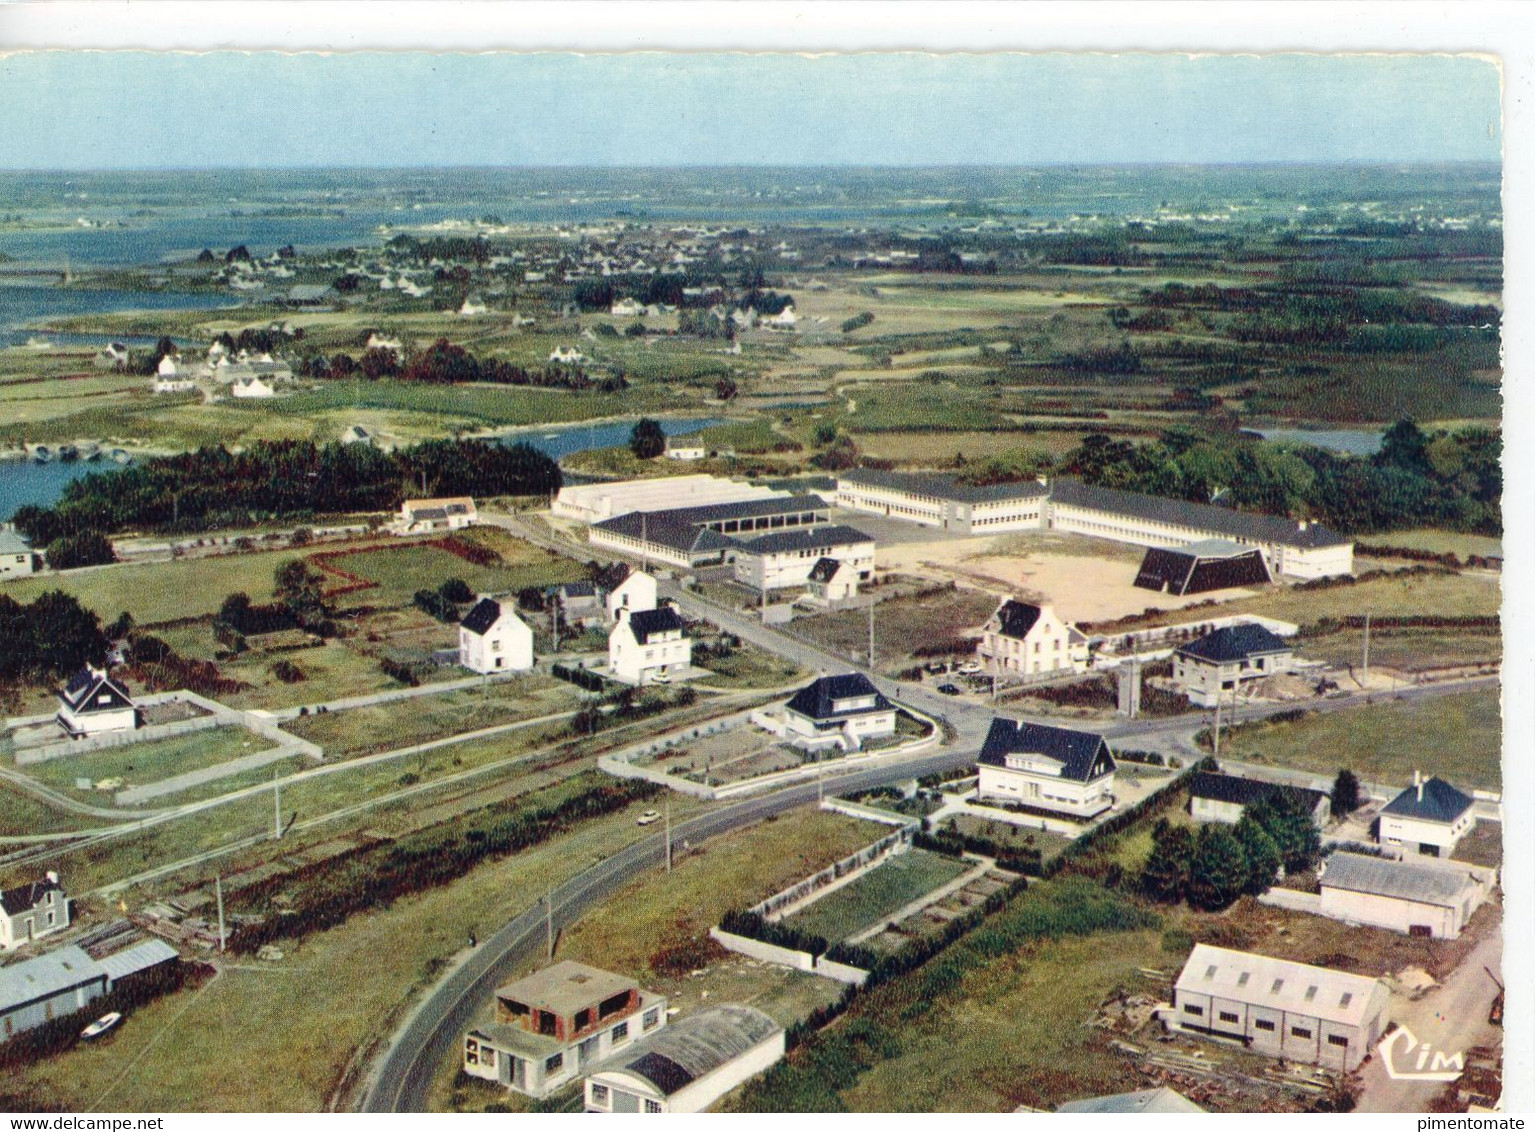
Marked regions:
[458,597,534,674]
[0,872,70,951]
[781,673,898,752]
[976,719,1117,818]
[609,605,692,684]
[463,961,669,1099]
[1172,623,1297,707]
[1378,772,1476,858]
[605,571,658,622]
[976,600,1088,678]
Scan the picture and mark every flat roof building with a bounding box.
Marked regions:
[553,475,781,524]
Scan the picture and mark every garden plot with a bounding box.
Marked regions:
[860,866,1018,955]
[17,726,283,805]
[785,848,975,945]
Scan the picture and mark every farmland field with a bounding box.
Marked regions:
[788,848,971,943]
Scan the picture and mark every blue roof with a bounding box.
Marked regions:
[0,945,104,1013]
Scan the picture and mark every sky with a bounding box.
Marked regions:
[0,50,1503,169]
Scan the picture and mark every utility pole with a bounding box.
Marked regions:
[1212,690,1222,761]
[545,889,554,960]
[867,600,875,672]
[664,800,672,873]
[1362,612,1371,683]
[215,874,227,953]
[273,770,282,840]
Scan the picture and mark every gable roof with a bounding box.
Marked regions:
[734,524,872,556]
[460,598,504,636]
[1057,1087,1205,1114]
[601,1005,782,1098]
[0,946,105,1013]
[0,875,64,917]
[840,467,1051,505]
[57,668,133,713]
[1175,943,1387,1028]
[978,719,1115,783]
[1188,772,1327,813]
[808,556,847,584]
[989,599,1043,641]
[784,673,892,721]
[1320,852,1482,909]
[0,529,32,555]
[1134,544,1272,596]
[1381,776,1474,824]
[1176,623,1292,664]
[402,496,475,517]
[1049,478,1350,550]
[626,606,686,644]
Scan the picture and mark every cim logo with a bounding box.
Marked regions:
[1378,1026,1466,1082]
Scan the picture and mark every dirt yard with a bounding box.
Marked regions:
[875,530,1258,622]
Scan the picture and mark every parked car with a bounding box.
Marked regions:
[80,1012,123,1041]
[636,810,662,826]
[649,672,671,684]
[956,661,982,675]
[936,683,962,696]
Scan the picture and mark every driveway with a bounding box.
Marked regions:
[1355,924,1503,1112]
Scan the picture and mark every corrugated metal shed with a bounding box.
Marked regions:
[1175,944,1385,1027]
[1320,853,1482,909]
[610,1005,781,1097]
[97,939,179,983]
[0,945,104,1011]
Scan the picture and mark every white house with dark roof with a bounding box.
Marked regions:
[780,673,897,752]
[1188,772,1330,828]
[459,597,534,674]
[0,528,37,580]
[804,556,858,606]
[0,872,69,951]
[1173,623,1297,707]
[1168,944,1390,1071]
[56,666,138,738]
[606,571,658,622]
[976,599,1088,678]
[664,434,708,461]
[1378,772,1476,858]
[976,720,1116,818]
[609,604,692,684]
[730,524,874,593]
[583,1004,785,1113]
[1317,852,1491,940]
[394,496,477,534]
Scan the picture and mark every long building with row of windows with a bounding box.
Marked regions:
[835,469,1354,579]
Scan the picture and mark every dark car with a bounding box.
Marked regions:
[936,683,962,695]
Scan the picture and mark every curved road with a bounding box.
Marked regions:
[359,741,977,1113]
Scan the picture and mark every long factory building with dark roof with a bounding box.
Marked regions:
[835,469,1353,579]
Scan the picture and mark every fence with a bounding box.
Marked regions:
[752,825,914,921]
[15,711,228,766]
[1257,888,1322,914]
[818,797,916,828]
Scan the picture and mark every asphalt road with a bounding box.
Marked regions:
[358,742,977,1113]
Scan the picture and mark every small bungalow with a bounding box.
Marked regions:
[976,719,1116,818]
[804,556,858,606]
[458,598,534,674]
[665,434,708,461]
[340,425,374,446]
[230,375,277,399]
[56,666,139,739]
[0,872,70,951]
[583,1005,785,1114]
[548,346,586,365]
[1173,623,1296,707]
[1188,772,1330,828]
[1378,772,1476,858]
[0,528,37,580]
[394,496,478,534]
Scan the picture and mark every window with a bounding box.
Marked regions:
[612,1021,629,1042]
[465,1039,480,1065]
[1338,992,1353,1009]
[1254,1019,1276,1033]
[545,1053,563,1074]
[1236,972,1250,987]
[1219,1011,1240,1024]
[1204,964,1219,980]
[1291,1026,1312,1040]
[1271,978,1285,994]
[645,1100,663,1113]
[643,1008,660,1032]
[1304,985,1318,1003]
[591,1084,610,1106]
[1327,1035,1350,1048]
[1182,1004,1204,1016]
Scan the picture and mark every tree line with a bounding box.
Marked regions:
[296,338,628,393]
[10,438,563,543]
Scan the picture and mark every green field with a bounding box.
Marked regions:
[1220,685,1502,791]
[328,538,586,604]
[788,848,971,943]
[20,727,276,798]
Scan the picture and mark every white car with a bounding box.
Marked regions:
[636,810,662,826]
[956,661,982,675]
[81,1012,123,1041]
[649,672,671,684]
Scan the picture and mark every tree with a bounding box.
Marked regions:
[439,578,473,604]
[1139,820,1195,903]
[629,418,666,460]
[1331,769,1362,817]
[274,560,327,621]
[1186,824,1250,911]
[715,376,739,402]
[24,591,110,678]
[1248,789,1322,874]
[1233,815,1283,896]
[44,531,116,571]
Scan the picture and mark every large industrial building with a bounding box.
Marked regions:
[552,475,783,524]
[587,494,832,569]
[835,470,1353,579]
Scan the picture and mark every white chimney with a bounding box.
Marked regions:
[1415,769,1423,802]
[46,870,59,884]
